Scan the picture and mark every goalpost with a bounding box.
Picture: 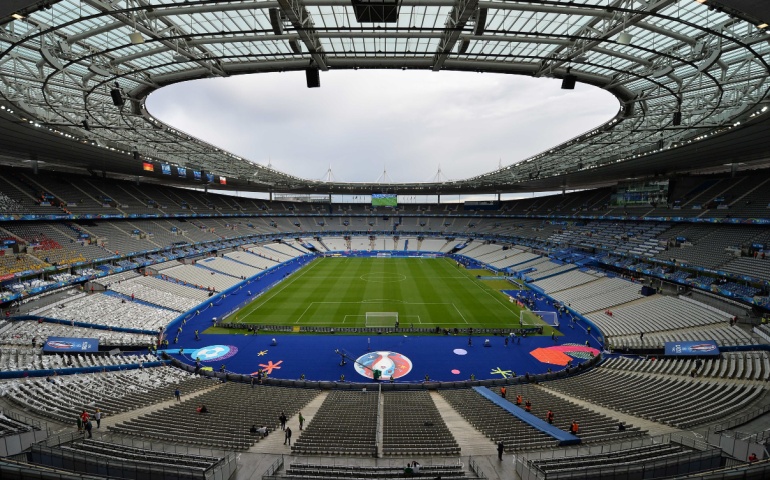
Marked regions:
[365,312,399,327]
[520,310,559,329]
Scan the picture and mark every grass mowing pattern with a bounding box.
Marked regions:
[234,257,526,329]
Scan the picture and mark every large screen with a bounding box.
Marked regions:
[610,180,669,207]
[372,193,397,207]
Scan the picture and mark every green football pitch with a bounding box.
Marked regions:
[232,256,527,329]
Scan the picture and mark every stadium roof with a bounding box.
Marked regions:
[1,0,769,195]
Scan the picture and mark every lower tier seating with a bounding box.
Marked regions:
[111,382,318,450]
[438,389,558,452]
[292,391,378,456]
[382,391,460,456]
[541,368,766,429]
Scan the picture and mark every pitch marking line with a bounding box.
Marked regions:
[452,303,469,324]
[297,300,455,306]
[296,300,460,324]
[241,258,322,318]
[340,315,422,326]
[465,270,520,314]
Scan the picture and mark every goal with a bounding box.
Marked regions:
[520,310,559,328]
[365,312,399,327]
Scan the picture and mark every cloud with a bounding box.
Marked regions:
[146,70,617,184]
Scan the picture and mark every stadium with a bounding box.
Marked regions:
[1,0,770,478]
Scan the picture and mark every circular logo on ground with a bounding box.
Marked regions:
[187,345,238,362]
[354,351,413,380]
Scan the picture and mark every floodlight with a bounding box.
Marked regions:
[561,74,577,90]
[110,88,124,106]
[129,31,145,44]
[617,31,632,45]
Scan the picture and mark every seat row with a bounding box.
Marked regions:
[111,382,318,450]
[542,367,766,429]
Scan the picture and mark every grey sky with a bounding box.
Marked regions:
[146,70,618,184]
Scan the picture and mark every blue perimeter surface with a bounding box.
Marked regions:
[473,386,580,446]
[166,332,586,382]
[161,261,602,382]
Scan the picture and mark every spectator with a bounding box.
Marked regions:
[497,441,504,460]
[284,426,292,446]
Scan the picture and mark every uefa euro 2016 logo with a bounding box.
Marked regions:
[354,351,412,380]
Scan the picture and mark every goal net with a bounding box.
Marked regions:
[520,310,559,328]
[365,312,399,327]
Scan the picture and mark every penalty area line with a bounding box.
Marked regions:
[452,303,469,324]
[239,259,321,319]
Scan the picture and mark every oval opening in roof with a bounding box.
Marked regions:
[146,70,618,183]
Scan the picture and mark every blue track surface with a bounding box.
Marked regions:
[162,264,602,382]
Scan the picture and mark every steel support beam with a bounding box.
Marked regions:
[276,0,328,70]
[433,0,478,71]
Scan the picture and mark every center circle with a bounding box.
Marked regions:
[354,351,413,380]
[360,273,407,283]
